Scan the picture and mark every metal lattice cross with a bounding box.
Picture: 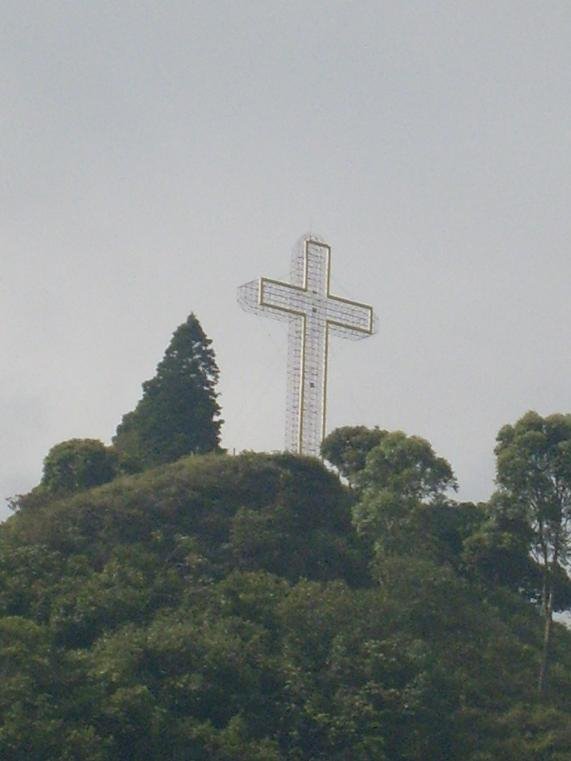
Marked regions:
[238,236,377,456]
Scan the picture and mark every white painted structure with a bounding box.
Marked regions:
[238,235,377,456]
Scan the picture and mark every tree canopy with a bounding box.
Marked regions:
[493,411,571,695]
[39,439,119,496]
[2,427,571,759]
[113,313,222,470]
[320,425,386,482]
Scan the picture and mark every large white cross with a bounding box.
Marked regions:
[238,236,376,457]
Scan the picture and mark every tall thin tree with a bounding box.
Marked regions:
[494,411,571,696]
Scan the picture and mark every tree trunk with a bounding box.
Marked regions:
[537,585,554,697]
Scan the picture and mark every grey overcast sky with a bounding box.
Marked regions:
[2,1,571,518]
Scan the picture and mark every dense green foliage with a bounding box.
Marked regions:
[493,412,571,695]
[39,439,120,496]
[320,425,386,482]
[1,422,571,759]
[113,314,222,470]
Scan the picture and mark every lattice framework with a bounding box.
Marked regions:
[238,235,377,457]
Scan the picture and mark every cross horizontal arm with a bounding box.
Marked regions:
[326,296,373,336]
[260,278,312,316]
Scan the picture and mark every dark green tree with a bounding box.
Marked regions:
[460,496,539,594]
[113,313,222,470]
[40,439,119,496]
[493,411,571,696]
[321,425,386,483]
[352,431,457,559]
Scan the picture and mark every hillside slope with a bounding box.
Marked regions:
[1,453,570,760]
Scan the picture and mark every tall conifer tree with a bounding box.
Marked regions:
[113,313,222,469]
